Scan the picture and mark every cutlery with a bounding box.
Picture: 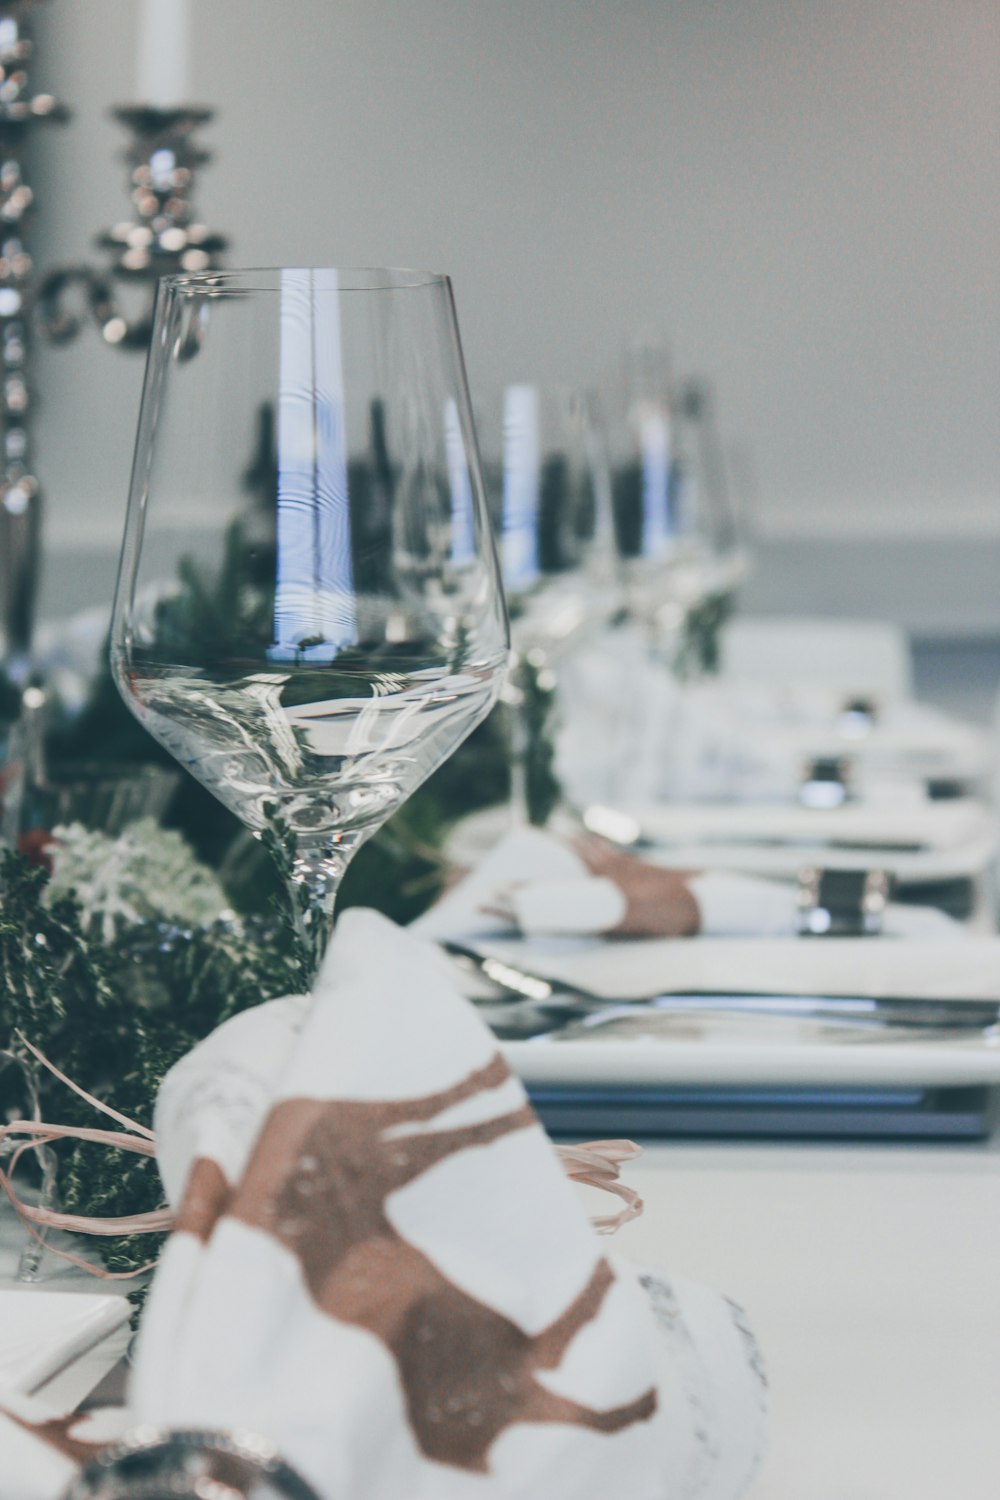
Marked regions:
[438,939,1000,1032]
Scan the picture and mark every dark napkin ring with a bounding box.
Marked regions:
[796,867,892,937]
[836,696,879,737]
[798,755,852,809]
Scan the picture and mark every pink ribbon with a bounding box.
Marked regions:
[0,1035,167,1280]
[0,1036,645,1279]
[556,1139,645,1232]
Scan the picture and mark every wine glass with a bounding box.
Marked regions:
[473,384,618,825]
[476,383,617,618]
[110,267,509,976]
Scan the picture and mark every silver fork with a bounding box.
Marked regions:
[438,940,1000,1033]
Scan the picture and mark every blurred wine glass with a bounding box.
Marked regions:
[111,267,509,975]
[474,383,619,824]
[672,377,749,596]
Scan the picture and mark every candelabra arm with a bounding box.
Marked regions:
[36,264,116,345]
[0,0,67,676]
[37,105,227,352]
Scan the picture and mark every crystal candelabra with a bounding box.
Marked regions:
[0,0,65,678]
[0,0,228,1282]
[0,0,227,671]
[38,104,228,350]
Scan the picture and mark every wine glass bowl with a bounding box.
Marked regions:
[111,268,508,973]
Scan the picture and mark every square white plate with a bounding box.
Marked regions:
[503,1008,1000,1089]
[0,1290,130,1395]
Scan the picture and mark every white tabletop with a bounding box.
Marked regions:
[614,1125,1000,1500]
[5,1125,1000,1498]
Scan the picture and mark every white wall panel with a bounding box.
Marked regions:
[24,1,1000,622]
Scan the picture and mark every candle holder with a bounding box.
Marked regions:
[0,4,227,677]
[38,104,227,351]
[0,0,66,675]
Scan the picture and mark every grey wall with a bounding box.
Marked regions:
[24,0,1000,628]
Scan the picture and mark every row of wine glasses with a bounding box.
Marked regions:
[473,357,748,657]
[462,354,749,823]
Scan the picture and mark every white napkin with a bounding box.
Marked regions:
[508,875,628,936]
[730,691,991,781]
[126,908,765,1500]
[685,871,961,941]
[419,827,964,946]
[418,830,993,1003]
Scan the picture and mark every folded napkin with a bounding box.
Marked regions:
[420,826,963,945]
[733,693,991,780]
[418,829,994,1003]
[123,909,767,1499]
[581,800,997,886]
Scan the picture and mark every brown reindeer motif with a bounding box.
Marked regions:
[174,1051,657,1473]
[4,1410,104,1466]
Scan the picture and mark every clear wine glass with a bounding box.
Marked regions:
[110,267,509,976]
[477,383,615,620]
[472,384,618,826]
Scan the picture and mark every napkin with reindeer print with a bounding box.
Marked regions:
[126,907,766,1500]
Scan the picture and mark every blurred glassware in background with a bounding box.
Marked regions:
[552,344,757,812]
[478,383,617,621]
[610,341,724,669]
[467,353,760,825]
[609,338,675,603]
[663,376,748,681]
[672,378,748,597]
[17,761,180,859]
[475,382,622,825]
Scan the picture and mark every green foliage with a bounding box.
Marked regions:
[147,521,277,672]
[673,588,737,679]
[0,849,306,1286]
[513,660,562,829]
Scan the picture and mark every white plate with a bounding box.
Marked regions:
[503,1008,1000,1089]
[464,932,1000,1004]
[613,797,990,849]
[639,834,997,883]
[0,1290,130,1395]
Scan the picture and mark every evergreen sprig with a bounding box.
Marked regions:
[0,849,306,1288]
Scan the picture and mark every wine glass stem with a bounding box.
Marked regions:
[503,655,530,827]
[287,833,363,983]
